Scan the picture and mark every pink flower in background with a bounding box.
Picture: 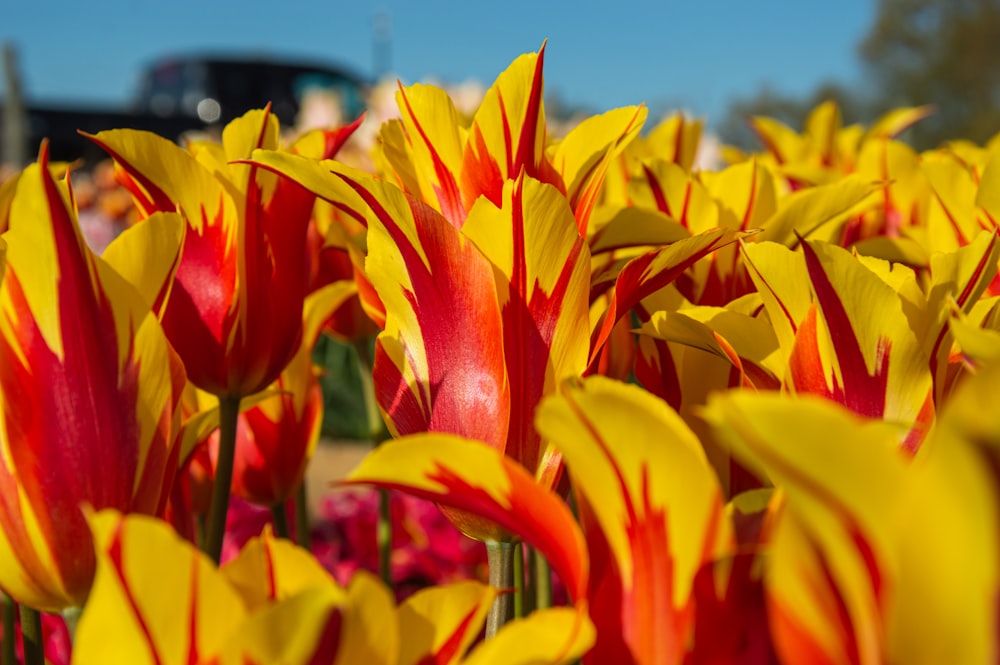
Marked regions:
[0,611,72,665]
[311,488,489,599]
[215,487,490,601]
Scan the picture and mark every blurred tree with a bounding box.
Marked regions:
[717,0,1000,153]
[859,0,1000,149]
[716,81,871,151]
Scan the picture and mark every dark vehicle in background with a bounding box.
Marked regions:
[133,55,368,128]
[2,53,369,165]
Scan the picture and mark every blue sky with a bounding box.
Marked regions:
[1,0,876,130]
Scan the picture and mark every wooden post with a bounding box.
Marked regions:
[2,43,28,168]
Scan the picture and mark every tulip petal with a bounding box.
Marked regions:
[333,570,399,665]
[924,229,1000,401]
[588,207,690,255]
[0,152,184,610]
[396,581,496,665]
[101,211,185,315]
[343,434,588,603]
[801,240,931,429]
[640,307,781,390]
[86,129,235,228]
[462,44,558,212]
[345,173,510,447]
[550,105,647,234]
[290,113,365,161]
[462,176,590,482]
[762,175,878,245]
[864,105,935,140]
[219,586,347,665]
[389,82,467,226]
[702,392,909,665]
[73,510,247,664]
[588,228,744,370]
[629,160,719,234]
[890,359,1000,663]
[220,527,341,611]
[536,376,731,665]
[462,608,596,665]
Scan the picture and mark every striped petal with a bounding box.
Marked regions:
[461,44,559,212]
[220,526,340,612]
[588,228,744,371]
[101,211,185,315]
[702,392,910,665]
[549,105,647,235]
[387,82,467,226]
[630,161,720,234]
[743,239,933,448]
[91,109,314,397]
[73,510,247,664]
[462,176,590,483]
[536,376,731,665]
[219,585,348,665]
[397,581,496,665]
[85,129,235,227]
[462,608,595,665]
[220,570,396,665]
[639,307,781,391]
[762,175,878,245]
[888,358,1000,664]
[354,173,510,447]
[343,434,588,603]
[923,229,1000,402]
[0,151,185,611]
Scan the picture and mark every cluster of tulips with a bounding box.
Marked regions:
[0,41,998,664]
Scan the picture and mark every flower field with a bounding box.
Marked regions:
[0,43,998,664]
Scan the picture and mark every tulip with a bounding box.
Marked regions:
[536,376,733,665]
[0,145,185,613]
[73,509,594,665]
[88,109,341,562]
[703,365,1000,665]
[88,109,315,398]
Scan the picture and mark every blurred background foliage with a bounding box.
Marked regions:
[314,336,373,441]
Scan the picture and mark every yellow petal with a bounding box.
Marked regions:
[462,608,595,665]
[220,527,341,611]
[397,581,496,665]
[73,510,247,665]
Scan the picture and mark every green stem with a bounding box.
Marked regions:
[2,593,15,665]
[203,394,242,564]
[195,512,206,551]
[512,542,524,620]
[294,479,310,550]
[270,502,290,539]
[19,606,42,665]
[524,544,536,615]
[354,338,394,590]
[377,489,392,587]
[485,541,515,638]
[353,339,387,443]
[533,547,552,610]
[61,606,81,644]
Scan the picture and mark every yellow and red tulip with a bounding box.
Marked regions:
[536,376,732,665]
[741,238,934,451]
[378,43,645,236]
[74,509,592,664]
[210,282,347,507]
[703,368,1000,665]
[87,107,317,398]
[0,145,186,612]
[343,434,589,605]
